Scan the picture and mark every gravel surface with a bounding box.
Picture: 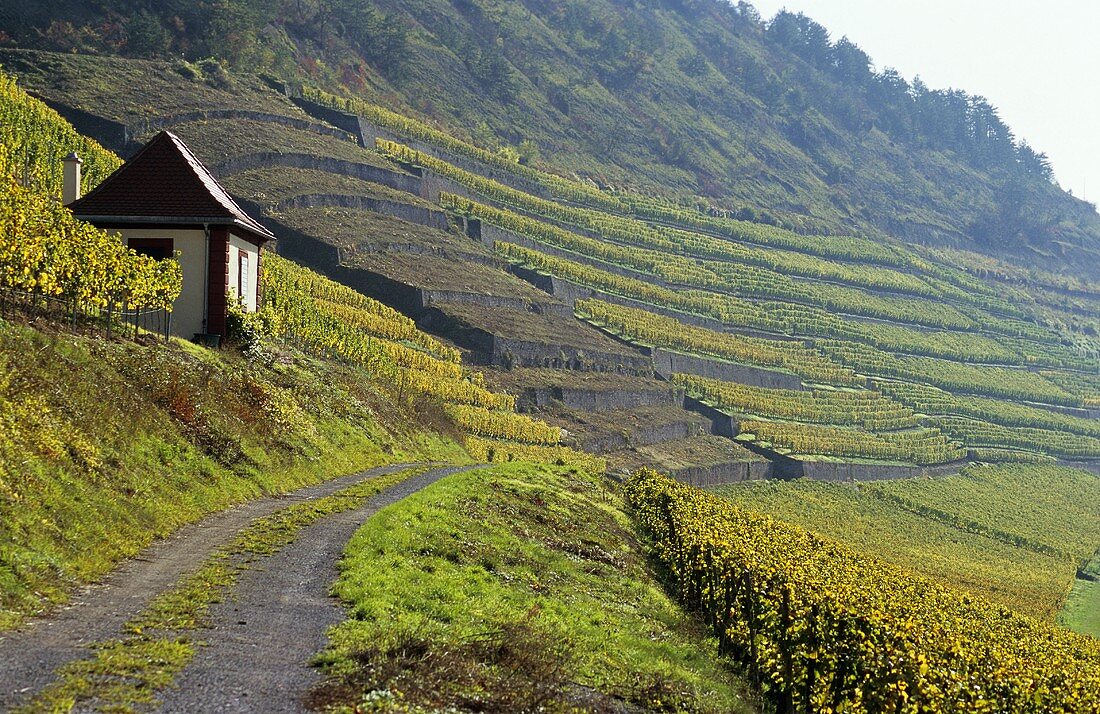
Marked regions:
[0,463,418,711]
[156,465,476,713]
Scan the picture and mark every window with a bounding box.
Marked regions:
[129,238,174,261]
[239,251,250,304]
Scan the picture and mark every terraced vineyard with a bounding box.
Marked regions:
[1044,370,1100,407]
[259,255,600,471]
[716,464,1100,621]
[675,375,918,430]
[11,48,1097,477]
[577,299,859,386]
[876,380,1100,436]
[630,469,1100,712]
[737,421,964,465]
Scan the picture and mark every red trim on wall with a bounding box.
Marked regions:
[206,227,230,337]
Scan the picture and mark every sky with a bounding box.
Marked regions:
[747,0,1100,204]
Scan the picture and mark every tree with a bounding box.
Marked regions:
[124,11,171,58]
[829,37,872,86]
[1016,141,1054,181]
[734,1,761,26]
[767,11,830,69]
[335,3,412,74]
[192,1,260,65]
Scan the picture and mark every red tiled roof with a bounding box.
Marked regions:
[69,131,275,243]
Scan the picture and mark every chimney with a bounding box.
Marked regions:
[62,152,82,205]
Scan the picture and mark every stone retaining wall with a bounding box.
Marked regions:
[799,458,968,483]
[682,395,738,438]
[415,167,481,203]
[272,193,451,231]
[800,461,921,482]
[210,152,423,195]
[515,384,682,413]
[1022,401,1100,420]
[634,419,707,446]
[1059,460,1100,475]
[129,109,355,143]
[32,96,133,156]
[254,207,614,372]
[285,97,367,144]
[676,396,958,484]
[577,432,631,453]
[669,461,771,487]
[507,265,808,343]
[576,419,704,454]
[490,336,652,374]
[426,292,572,317]
[476,221,675,287]
[254,208,428,316]
[416,306,651,374]
[651,348,804,389]
[289,96,557,200]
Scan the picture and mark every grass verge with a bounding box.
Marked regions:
[0,318,466,630]
[311,462,755,713]
[1061,548,1100,639]
[16,465,434,713]
[1061,578,1100,639]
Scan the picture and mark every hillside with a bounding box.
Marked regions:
[3,45,1097,491]
[2,1,1098,278]
[1,5,1099,712]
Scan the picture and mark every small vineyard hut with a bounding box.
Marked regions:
[66,131,275,340]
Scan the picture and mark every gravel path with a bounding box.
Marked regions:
[156,465,475,713]
[0,463,418,711]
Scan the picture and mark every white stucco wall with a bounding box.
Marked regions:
[116,227,207,338]
[228,233,261,312]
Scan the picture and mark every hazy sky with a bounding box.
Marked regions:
[747,0,1100,204]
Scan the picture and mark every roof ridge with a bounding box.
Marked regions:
[160,131,274,239]
[69,131,275,243]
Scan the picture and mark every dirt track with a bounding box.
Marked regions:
[0,463,420,711]
[156,465,473,713]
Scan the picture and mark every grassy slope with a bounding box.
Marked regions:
[716,465,1100,625]
[1063,578,1100,639]
[0,318,466,629]
[313,463,755,713]
[1062,550,1100,638]
[223,167,438,211]
[0,50,301,124]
